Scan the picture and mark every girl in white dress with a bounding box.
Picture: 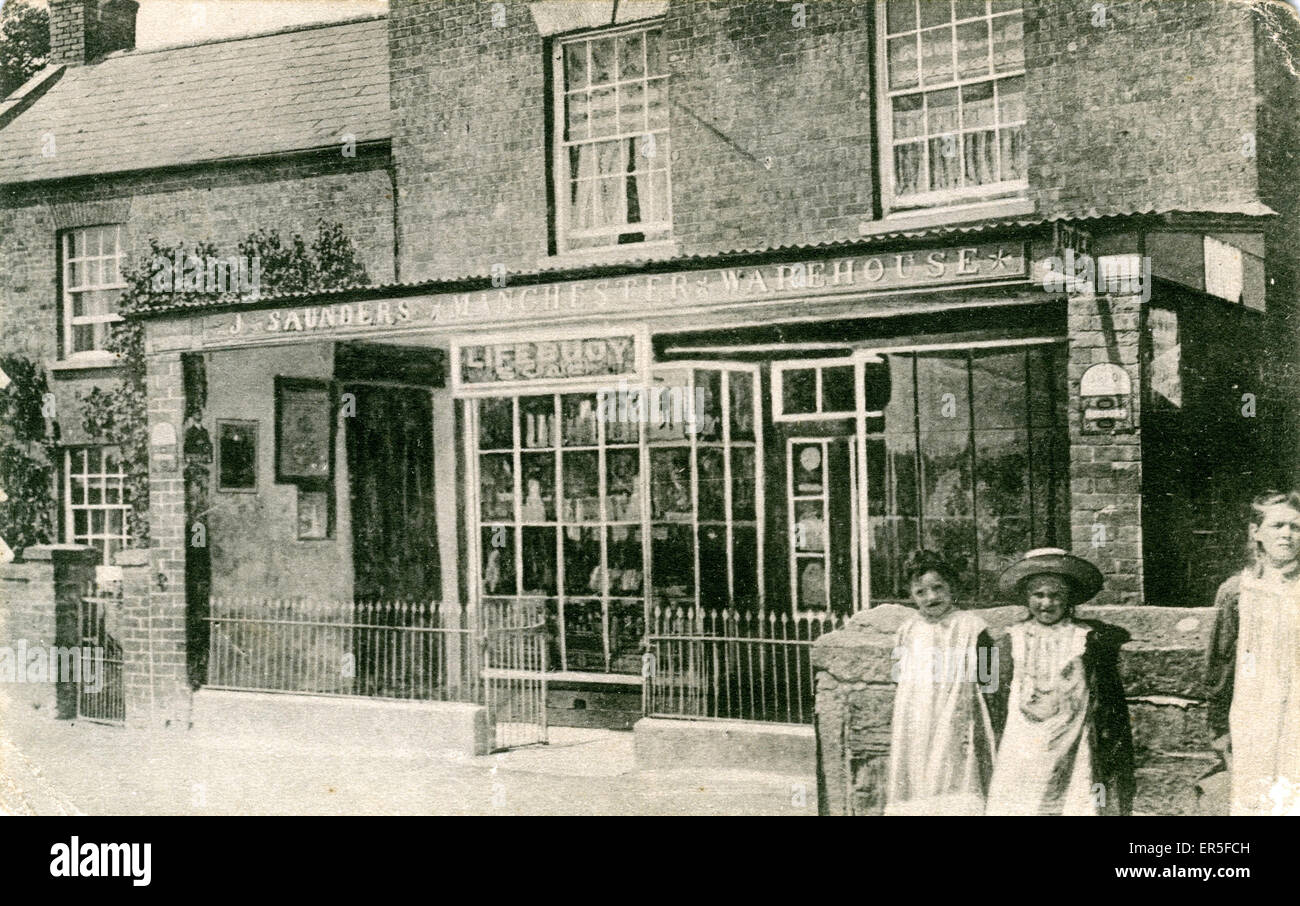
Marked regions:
[1206,490,1300,816]
[885,551,999,816]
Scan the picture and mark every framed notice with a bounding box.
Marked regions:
[275,377,333,483]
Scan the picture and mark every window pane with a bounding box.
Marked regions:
[478,397,513,450]
[562,599,605,670]
[693,370,722,440]
[894,141,925,196]
[975,428,1032,595]
[916,353,970,433]
[892,93,925,140]
[609,599,645,673]
[962,80,995,128]
[589,87,617,139]
[794,501,826,552]
[619,81,645,135]
[782,368,817,415]
[562,450,599,522]
[964,129,998,185]
[651,523,694,599]
[729,372,756,441]
[606,449,641,522]
[699,524,728,609]
[520,452,556,522]
[887,0,916,34]
[999,124,1026,181]
[71,477,86,505]
[971,350,1027,429]
[731,447,757,522]
[523,526,558,595]
[955,19,990,78]
[589,37,615,85]
[650,448,692,520]
[649,370,690,441]
[888,36,919,90]
[602,387,641,445]
[919,0,953,28]
[796,560,828,610]
[731,525,759,608]
[566,91,589,142]
[920,26,954,85]
[645,29,664,76]
[954,0,987,20]
[480,454,515,521]
[617,31,645,79]
[991,11,1024,72]
[927,87,959,133]
[564,42,588,88]
[822,366,856,413]
[792,442,825,495]
[646,80,667,131]
[929,135,961,192]
[607,525,643,594]
[697,448,725,521]
[561,394,599,446]
[997,74,1025,123]
[563,526,600,596]
[519,395,556,449]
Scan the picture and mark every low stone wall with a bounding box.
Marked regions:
[813,604,1220,816]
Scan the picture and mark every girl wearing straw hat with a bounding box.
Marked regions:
[985,548,1134,816]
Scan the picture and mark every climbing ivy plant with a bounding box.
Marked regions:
[78,221,371,547]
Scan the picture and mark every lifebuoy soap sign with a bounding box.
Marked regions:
[455,334,640,391]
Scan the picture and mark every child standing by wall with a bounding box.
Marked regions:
[985,549,1133,816]
[885,551,999,816]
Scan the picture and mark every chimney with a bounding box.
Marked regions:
[48,0,139,66]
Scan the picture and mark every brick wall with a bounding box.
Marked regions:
[1252,0,1300,484]
[0,149,396,365]
[1025,0,1258,215]
[388,0,1267,282]
[0,545,98,718]
[1068,289,1144,606]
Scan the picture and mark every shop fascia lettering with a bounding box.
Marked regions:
[210,243,1026,341]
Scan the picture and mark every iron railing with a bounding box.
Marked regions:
[644,607,843,725]
[77,580,126,724]
[205,599,479,703]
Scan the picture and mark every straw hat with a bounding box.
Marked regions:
[998,547,1104,603]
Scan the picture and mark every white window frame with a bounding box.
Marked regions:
[61,224,126,359]
[64,446,132,559]
[876,0,1028,214]
[772,358,884,422]
[551,21,673,255]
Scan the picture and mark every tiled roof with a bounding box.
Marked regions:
[0,15,389,185]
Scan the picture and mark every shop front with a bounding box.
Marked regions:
[159,231,1076,724]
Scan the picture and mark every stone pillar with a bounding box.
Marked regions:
[1067,289,1145,606]
[136,349,192,728]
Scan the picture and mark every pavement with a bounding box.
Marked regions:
[0,702,816,816]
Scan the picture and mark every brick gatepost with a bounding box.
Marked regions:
[123,348,191,728]
[1067,287,1145,606]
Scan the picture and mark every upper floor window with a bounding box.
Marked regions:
[880,1,1026,211]
[62,225,126,357]
[552,24,671,254]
